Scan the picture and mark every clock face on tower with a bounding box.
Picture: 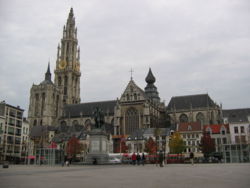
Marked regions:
[59,60,67,69]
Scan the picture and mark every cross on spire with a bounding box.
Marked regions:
[130,68,134,80]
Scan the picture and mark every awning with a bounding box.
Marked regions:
[28,156,36,159]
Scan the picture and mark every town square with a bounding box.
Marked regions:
[0,1,250,187]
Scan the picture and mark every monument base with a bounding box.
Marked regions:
[85,129,110,165]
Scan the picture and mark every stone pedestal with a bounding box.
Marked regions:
[86,129,109,164]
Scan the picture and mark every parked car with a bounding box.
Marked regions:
[109,157,121,164]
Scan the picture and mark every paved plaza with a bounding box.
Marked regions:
[0,163,249,188]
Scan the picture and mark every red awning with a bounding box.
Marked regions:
[28,156,36,159]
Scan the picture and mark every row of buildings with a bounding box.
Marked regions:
[1,8,249,164]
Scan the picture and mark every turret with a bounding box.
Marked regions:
[144,68,160,103]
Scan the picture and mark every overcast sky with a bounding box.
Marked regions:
[0,0,250,116]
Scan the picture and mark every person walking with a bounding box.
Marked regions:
[141,153,146,166]
[131,152,137,165]
[190,152,194,165]
[159,151,164,167]
[136,153,141,165]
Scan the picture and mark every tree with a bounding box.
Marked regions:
[144,137,157,154]
[200,131,215,159]
[169,132,185,154]
[114,136,128,153]
[66,135,82,161]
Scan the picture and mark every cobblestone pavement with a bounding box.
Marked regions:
[0,163,249,188]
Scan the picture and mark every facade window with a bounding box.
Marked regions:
[217,138,221,145]
[72,120,79,126]
[179,114,188,123]
[221,127,226,135]
[134,93,137,100]
[8,127,14,135]
[222,137,227,144]
[33,120,37,126]
[126,94,130,101]
[240,126,245,133]
[196,112,205,126]
[125,108,139,135]
[234,127,238,134]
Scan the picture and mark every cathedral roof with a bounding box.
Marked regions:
[167,94,217,111]
[63,100,117,118]
[145,68,156,84]
[223,108,250,123]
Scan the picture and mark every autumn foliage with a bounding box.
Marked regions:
[66,135,82,159]
[115,137,128,153]
[144,137,157,154]
[169,132,185,154]
[200,131,215,158]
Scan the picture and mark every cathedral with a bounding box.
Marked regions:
[28,9,166,142]
[28,8,222,153]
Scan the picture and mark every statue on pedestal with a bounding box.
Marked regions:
[92,107,104,129]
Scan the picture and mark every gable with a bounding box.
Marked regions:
[120,80,146,102]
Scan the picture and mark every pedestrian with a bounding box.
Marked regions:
[66,160,69,167]
[136,153,141,165]
[159,151,164,167]
[131,152,137,165]
[61,160,64,167]
[190,152,194,165]
[141,153,146,166]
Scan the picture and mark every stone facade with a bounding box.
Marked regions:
[167,94,223,126]
[28,8,80,128]
[28,65,62,127]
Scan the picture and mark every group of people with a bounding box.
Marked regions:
[131,152,165,167]
[131,152,146,165]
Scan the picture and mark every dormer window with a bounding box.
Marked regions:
[221,126,226,135]
[206,127,212,135]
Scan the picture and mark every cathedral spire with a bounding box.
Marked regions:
[45,62,51,81]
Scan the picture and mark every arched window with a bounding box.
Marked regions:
[179,114,188,123]
[72,120,79,126]
[60,121,67,132]
[196,112,205,126]
[125,108,139,135]
[85,119,91,130]
[33,120,37,126]
[58,76,62,86]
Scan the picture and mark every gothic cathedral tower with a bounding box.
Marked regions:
[54,8,81,105]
